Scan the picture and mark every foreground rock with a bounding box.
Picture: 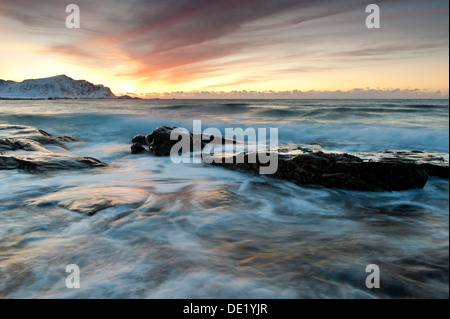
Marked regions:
[0,124,78,147]
[0,153,106,172]
[0,124,107,172]
[132,126,448,192]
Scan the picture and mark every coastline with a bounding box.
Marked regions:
[0,98,448,299]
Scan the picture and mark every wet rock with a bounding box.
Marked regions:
[0,124,74,147]
[210,151,429,191]
[0,153,107,172]
[145,134,153,145]
[419,163,449,179]
[132,134,147,145]
[0,124,107,172]
[135,126,239,158]
[320,159,428,191]
[57,135,79,143]
[0,138,54,152]
[241,152,429,191]
[358,149,449,180]
[198,133,237,146]
[276,153,332,185]
[131,143,148,154]
[132,126,442,192]
[27,186,149,216]
[147,126,196,156]
[63,198,114,216]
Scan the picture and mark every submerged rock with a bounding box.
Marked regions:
[60,198,114,216]
[0,124,107,172]
[27,186,149,216]
[0,124,75,147]
[0,138,51,153]
[131,143,148,154]
[0,154,106,172]
[131,126,447,192]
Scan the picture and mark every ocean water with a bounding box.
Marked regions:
[0,99,448,299]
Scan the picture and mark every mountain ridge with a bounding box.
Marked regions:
[0,75,117,99]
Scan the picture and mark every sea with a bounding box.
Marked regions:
[0,99,448,298]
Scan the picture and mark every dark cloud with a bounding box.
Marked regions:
[0,0,363,75]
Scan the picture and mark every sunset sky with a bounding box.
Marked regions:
[0,0,448,98]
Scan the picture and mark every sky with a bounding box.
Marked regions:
[0,0,448,98]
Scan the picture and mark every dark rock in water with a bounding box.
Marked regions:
[0,154,107,172]
[147,126,197,157]
[132,135,147,145]
[1,138,54,152]
[150,126,185,156]
[131,143,148,154]
[145,134,153,145]
[137,126,238,157]
[0,124,75,147]
[199,133,237,146]
[277,153,332,185]
[0,124,107,172]
[38,129,52,137]
[131,126,442,192]
[57,135,80,143]
[420,163,449,179]
[359,149,449,180]
[320,159,428,191]
[221,151,429,191]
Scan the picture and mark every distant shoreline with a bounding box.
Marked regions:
[1,97,448,101]
[0,97,141,100]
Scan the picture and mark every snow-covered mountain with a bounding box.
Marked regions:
[0,75,117,99]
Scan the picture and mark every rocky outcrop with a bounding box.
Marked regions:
[132,126,237,157]
[357,150,449,180]
[146,126,195,156]
[278,153,429,191]
[0,154,106,171]
[0,124,107,172]
[419,163,448,179]
[207,151,429,191]
[131,142,148,154]
[131,126,448,192]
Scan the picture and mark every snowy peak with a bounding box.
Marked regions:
[0,75,117,99]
